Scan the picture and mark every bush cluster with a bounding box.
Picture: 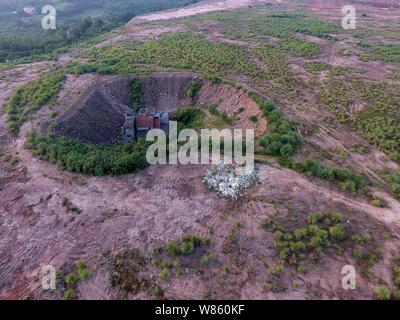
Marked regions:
[262,212,346,272]
[166,235,212,257]
[7,73,66,135]
[249,92,298,158]
[27,132,149,176]
[59,259,91,300]
[282,158,366,193]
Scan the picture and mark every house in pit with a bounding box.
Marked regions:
[122,108,169,143]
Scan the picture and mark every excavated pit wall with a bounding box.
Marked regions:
[51,72,266,144]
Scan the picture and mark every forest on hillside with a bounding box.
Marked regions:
[0,0,200,62]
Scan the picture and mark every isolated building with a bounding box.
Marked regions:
[122,108,169,143]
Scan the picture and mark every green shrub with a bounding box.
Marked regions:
[64,273,79,287]
[62,289,76,300]
[249,92,298,158]
[249,115,258,122]
[370,196,384,207]
[352,246,363,258]
[76,260,91,280]
[329,224,345,240]
[160,268,170,281]
[180,241,195,255]
[187,81,202,99]
[375,285,391,300]
[200,253,215,265]
[267,263,285,275]
[394,268,400,288]
[7,73,66,135]
[166,242,180,256]
[382,170,400,199]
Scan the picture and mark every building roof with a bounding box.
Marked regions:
[153,117,161,129]
[136,114,154,129]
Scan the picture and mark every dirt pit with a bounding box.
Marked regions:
[50,72,267,144]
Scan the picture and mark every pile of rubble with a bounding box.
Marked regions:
[203,162,257,199]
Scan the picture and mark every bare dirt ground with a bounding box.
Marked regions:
[1,133,398,299]
[1,0,400,300]
[128,0,274,24]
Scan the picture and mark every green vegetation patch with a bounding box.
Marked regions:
[319,70,400,162]
[262,211,383,274]
[254,45,298,97]
[165,235,212,257]
[360,44,400,64]
[262,212,347,273]
[250,92,298,158]
[282,158,366,193]
[218,11,339,42]
[131,32,260,79]
[382,170,400,199]
[27,132,149,176]
[280,38,321,57]
[152,235,212,281]
[80,32,261,80]
[57,259,92,300]
[6,72,66,136]
[176,107,205,131]
[67,43,159,75]
[187,81,202,100]
[127,77,143,111]
[304,61,331,73]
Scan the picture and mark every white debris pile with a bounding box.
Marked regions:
[203,162,257,199]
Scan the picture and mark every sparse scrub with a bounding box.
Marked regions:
[262,212,349,272]
[62,197,82,214]
[153,235,212,281]
[109,250,149,294]
[61,259,92,300]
